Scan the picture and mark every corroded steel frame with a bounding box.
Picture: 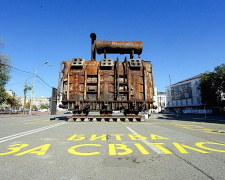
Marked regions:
[58,33,154,116]
[59,58,154,115]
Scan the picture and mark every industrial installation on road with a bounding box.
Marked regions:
[57,33,154,122]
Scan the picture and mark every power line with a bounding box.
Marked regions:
[36,75,52,88]
[0,62,34,75]
[1,62,52,89]
[36,77,52,90]
[5,77,33,86]
[10,69,34,78]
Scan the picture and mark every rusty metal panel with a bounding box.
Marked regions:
[96,40,143,55]
[59,33,154,116]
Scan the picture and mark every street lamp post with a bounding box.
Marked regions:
[169,73,172,86]
[29,61,51,115]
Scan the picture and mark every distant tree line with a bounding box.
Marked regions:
[0,40,10,103]
[0,40,35,111]
[199,63,225,110]
[0,40,19,109]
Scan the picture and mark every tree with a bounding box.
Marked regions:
[0,87,7,104]
[23,81,32,114]
[32,104,37,110]
[40,103,49,109]
[5,93,19,113]
[25,102,30,109]
[199,63,225,108]
[0,40,11,104]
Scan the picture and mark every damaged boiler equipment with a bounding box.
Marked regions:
[58,33,154,116]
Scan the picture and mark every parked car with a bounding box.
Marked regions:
[64,109,72,114]
[11,109,19,113]
[38,109,49,112]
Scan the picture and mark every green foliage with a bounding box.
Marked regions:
[0,42,10,87]
[24,81,32,95]
[0,87,7,104]
[40,103,49,109]
[199,63,225,107]
[0,40,11,104]
[32,104,37,109]
[23,81,32,113]
[25,102,30,109]
[5,93,19,108]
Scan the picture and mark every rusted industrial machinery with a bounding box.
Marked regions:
[58,33,154,119]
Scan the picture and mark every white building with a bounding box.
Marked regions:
[6,90,16,97]
[165,74,211,114]
[17,96,50,109]
[153,87,158,112]
[153,87,167,113]
[157,92,166,112]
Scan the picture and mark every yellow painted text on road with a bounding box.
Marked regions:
[0,144,28,156]
[67,134,170,141]
[173,123,225,135]
[195,142,225,153]
[68,144,102,156]
[14,144,50,156]
[1,142,225,156]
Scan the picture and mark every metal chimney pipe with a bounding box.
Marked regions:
[90,33,97,61]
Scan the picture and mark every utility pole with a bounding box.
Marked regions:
[29,61,52,115]
[29,68,38,115]
[169,73,172,86]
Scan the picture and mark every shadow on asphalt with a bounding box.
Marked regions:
[50,115,68,121]
[156,113,225,124]
[50,113,225,124]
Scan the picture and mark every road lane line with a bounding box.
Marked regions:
[0,123,65,140]
[0,122,67,143]
[126,127,164,154]
[0,122,66,140]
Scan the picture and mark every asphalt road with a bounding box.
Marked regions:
[0,113,225,180]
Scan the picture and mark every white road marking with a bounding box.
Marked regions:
[0,122,67,143]
[126,127,164,154]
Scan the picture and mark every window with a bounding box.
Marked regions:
[171,82,192,100]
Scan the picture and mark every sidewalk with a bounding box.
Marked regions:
[155,113,225,123]
[164,113,225,120]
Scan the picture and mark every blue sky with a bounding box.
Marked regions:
[1,0,225,98]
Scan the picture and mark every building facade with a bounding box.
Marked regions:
[165,74,211,114]
[157,92,166,112]
[17,96,50,109]
[6,90,16,97]
[153,87,167,113]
